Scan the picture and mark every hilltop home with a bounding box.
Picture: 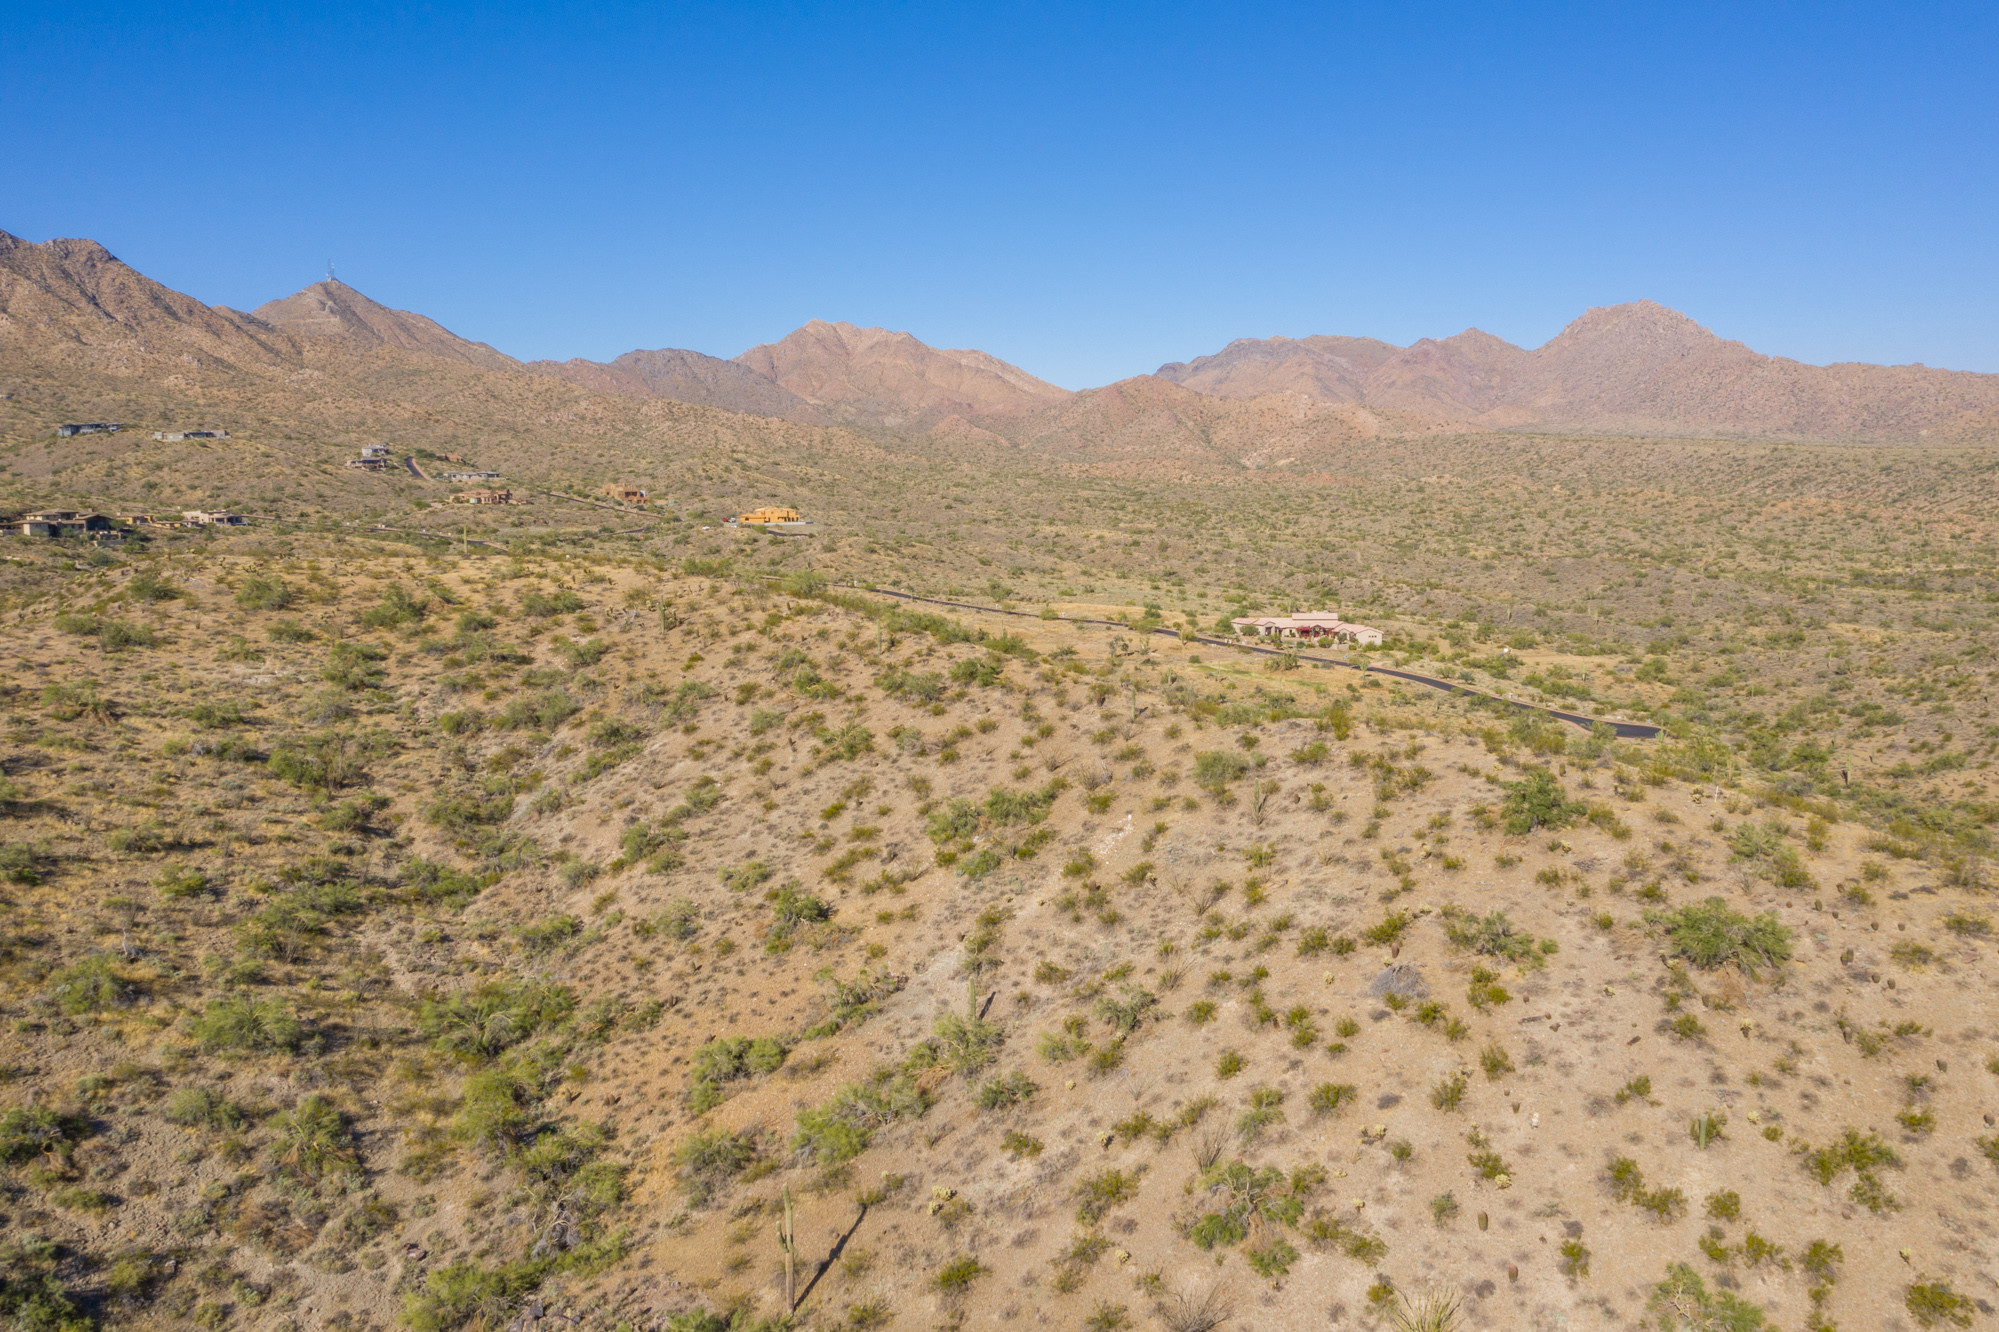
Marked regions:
[598,484,648,506]
[54,423,121,437]
[182,510,248,527]
[345,456,390,472]
[360,444,392,458]
[449,489,514,505]
[1231,611,1384,647]
[152,430,230,441]
[444,470,501,482]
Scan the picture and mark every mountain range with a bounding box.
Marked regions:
[4,226,1997,452]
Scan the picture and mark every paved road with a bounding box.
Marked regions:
[845,584,1663,740]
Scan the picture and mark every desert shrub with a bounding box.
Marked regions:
[126,568,180,602]
[426,786,516,832]
[975,1071,1038,1111]
[877,667,945,702]
[934,1255,986,1294]
[1075,1167,1141,1224]
[555,637,610,668]
[495,688,581,732]
[0,1234,89,1330]
[269,617,317,642]
[1360,912,1410,946]
[456,1066,535,1149]
[46,954,131,1014]
[1095,987,1158,1035]
[1648,1263,1769,1329]
[322,640,388,690]
[191,996,305,1054]
[400,858,488,908]
[514,914,582,954]
[933,1011,1005,1077]
[1499,767,1585,834]
[687,1036,787,1112]
[674,1128,759,1206]
[154,862,214,898]
[1308,1082,1357,1116]
[765,884,832,949]
[793,1074,932,1164]
[587,719,646,749]
[1656,898,1792,973]
[1193,750,1253,795]
[1236,1086,1285,1143]
[0,1107,86,1165]
[320,792,388,832]
[1442,908,1543,964]
[519,589,585,618]
[0,841,47,886]
[269,729,376,793]
[651,898,701,941]
[401,1257,550,1332]
[56,613,156,652]
[516,1123,626,1213]
[949,654,1004,687]
[101,618,157,651]
[420,980,575,1058]
[1906,1280,1975,1328]
[235,575,294,610]
[162,1088,247,1131]
[187,699,252,729]
[1186,1161,1305,1251]
[1802,1127,1901,1210]
[271,1094,357,1181]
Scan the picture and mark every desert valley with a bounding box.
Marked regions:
[1,228,1997,1332]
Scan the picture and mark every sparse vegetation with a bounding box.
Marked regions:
[0,407,1990,1332]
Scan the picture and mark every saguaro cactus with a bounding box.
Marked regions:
[778,1187,797,1310]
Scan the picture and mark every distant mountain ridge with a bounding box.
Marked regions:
[1158,301,1999,441]
[4,226,1998,446]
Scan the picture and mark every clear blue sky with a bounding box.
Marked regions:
[5,2,1995,386]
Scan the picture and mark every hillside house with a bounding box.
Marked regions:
[737,506,802,524]
[16,512,116,537]
[450,489,514,505]
[598,484,648,506]
[1231,611,1384,647]
[153,430,230,441]
[345,455,390,472]
[55,423,121,437]
[360,444,391,458]
[444,470,501,482]
[182,510,248,527]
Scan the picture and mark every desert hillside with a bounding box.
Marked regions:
[1,224,1997,1332]
[0,522,1993,1332]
